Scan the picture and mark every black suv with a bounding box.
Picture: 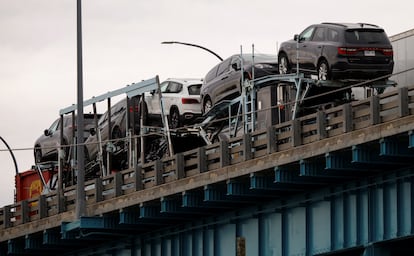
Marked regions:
[278,22,394,80]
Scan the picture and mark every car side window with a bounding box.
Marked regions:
[167,82,182,93]
[160,82,169,93]
[188,84,201,95]
[205,65,219,82]
[328,28,339,42]
[300,27,315,41]
[312,27,325,41]
[217,57,232,76]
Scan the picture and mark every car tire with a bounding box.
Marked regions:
[169,107,180,129]
[203,97,213,115]
[34,148,42,164]
[317,60,330,80]
[278,53,290,74]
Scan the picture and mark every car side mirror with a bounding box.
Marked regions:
[150,90,156,95]
[231,62,241,71]
[294,34,299,41]
[89,128,96,136]
[44,129,50,136]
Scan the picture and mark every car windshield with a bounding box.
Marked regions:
[241,54,277,64]
[345,29,389,44]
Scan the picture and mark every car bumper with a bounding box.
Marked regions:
[181,112,202,125]
[331,61,394,80]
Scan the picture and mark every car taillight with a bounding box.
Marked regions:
[181,98,199,104]
[338,47,358,55]
[382,48,393,56]
[129,105,140,112]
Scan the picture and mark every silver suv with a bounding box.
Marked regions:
[34,114,100,163]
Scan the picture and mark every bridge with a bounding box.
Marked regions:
[1,85,414,255]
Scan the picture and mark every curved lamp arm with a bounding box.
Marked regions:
[0,136,19,175]
[162,41,223,61]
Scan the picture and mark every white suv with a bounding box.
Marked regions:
[144,78,203,129]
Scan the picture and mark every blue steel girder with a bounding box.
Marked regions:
[325,151,379,177]
[43,228,61,246]
[160,196,180,213]
[182,190,204,208]
[203,184,255,208]
[160,195,212,216]
[224,178,282,202]
[274,165,332,187]
[250,172,305,192]
[300,159,359,179]
[352,142,412,168]
[227,178,250,196]
[24,233,42,251]
[22,231,68,255]
[379,135,414,158]
[119,207,140,225]
[325,151,354,171]
[61,214,135,241]
[409,130,414,148]
[140,202,162,219]
[119,206,174,227]
[7,238,24,255]
[204,184,226,202]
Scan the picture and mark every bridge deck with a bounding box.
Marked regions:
[2,86,414,255]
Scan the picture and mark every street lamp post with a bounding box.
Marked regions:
[161,41,223,61]
[75,0,86,219]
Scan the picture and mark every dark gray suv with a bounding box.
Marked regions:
[278,22,394,80]
[200,54,278,114]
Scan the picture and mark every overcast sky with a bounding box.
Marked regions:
[0,0,413,207]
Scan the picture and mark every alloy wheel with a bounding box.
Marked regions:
[318,61,329,80]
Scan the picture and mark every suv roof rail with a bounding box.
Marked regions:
[357,23,379,28]
[321,22,381,29]
[321,22,347,27]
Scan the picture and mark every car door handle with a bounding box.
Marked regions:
[302,45,307,48]
[221,76,228,80]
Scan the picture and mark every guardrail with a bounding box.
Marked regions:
[1,86,413,231]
